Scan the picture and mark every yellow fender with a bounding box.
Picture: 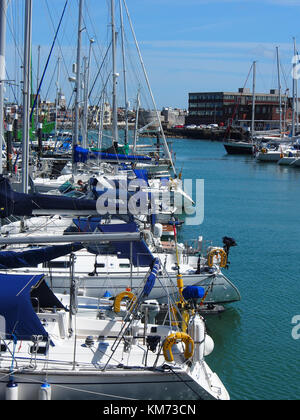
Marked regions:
[207,248,227,268]
[163,332,194,362]
[114,291,137,313]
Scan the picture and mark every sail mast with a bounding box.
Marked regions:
[22,0,33,194]
[276,46,283,137]
[55,56,61,137]
[82,38,94,149]
[73,0,84,174]
[119,0,129,146]
[35,45,41,134]
[251,61,256,143]
[0,0,7,175]
[111,0,119,152]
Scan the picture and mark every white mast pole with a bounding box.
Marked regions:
[119,0,129,146]
[73,0,84,174]
[0,0,7,175]
[82,38,94,149]
[276,46,283,137]
[35,45,41,134]
[55,56,61,137]
[251,61,256,142]
[111,0,119,152]
[22,0,33,194]
[292,38,297,138]
[133,89,140,154]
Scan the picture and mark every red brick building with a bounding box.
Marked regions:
[187,88,293,130]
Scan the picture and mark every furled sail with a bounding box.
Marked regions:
[0,176,97,218]
[0,243,83,269]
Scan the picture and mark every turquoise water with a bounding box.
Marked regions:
[173,138,300,400]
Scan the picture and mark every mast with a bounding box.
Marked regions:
[133,89,140,154]
[0,0,7,175]
[35,45,41,134]
[82,38,94,149]
[81,55,88,148]
[73,0,84,174]
[276,46,283,137]
[295,44,299,133]
[55,56,61,137]
[97,91,105,151]
[292,38,297,138]
[111,0,119,152]
[22,0,33,194]
[251,61,256,143]
[119,0,128,146]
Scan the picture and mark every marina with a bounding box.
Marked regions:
[0,0,299,404]
[175,138,300,400]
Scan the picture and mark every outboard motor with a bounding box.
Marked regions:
[222,237,237,268]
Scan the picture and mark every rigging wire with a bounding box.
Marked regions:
[44,0,75,90]
[29,0,69,122]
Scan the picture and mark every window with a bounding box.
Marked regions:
[119,263,131,269]
[46,261,71,269]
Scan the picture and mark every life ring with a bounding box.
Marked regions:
[207,248,227,268]
[261,148,267,154]
[163,332,194,362]
[113,291,137,313]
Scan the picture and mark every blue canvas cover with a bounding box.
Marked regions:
[72,217,102,233]
[0,243,83,270]
[98,223,155,267]
[142,258,160,297]
[0,176,98,218]
[73,145,151,164]
[133,169,149,185]
[182,286,205,300]
[0,273,49,340]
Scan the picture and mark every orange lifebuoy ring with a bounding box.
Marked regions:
[163,332,194,362]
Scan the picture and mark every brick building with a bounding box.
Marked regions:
[187,88,293,130]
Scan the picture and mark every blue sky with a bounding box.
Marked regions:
[5,0,300,109]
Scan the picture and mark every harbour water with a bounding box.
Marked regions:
[173,138,300,400]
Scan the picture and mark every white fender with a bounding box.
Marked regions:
[6,381,19,400]
[39,382,52,400]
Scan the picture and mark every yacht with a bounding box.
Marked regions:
[0,215,241,305]
[0,272,230,400]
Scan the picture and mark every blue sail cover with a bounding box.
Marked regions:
[0,243,83,270]
[97,223,155,267]
[133,169,149,185]
[72,217,102,233]
[142,258,160,296]
[0,273,48,340]
[0,176,98,218]
[73,145,152,164]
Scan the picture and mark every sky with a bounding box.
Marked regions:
[4,0,300,109]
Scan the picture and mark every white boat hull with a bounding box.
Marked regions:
[289,158,300,167]
[46,271,241,304]
[256,152,282,162]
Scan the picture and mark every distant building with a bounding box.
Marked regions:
[138,108,187,130]
[138,110,161,129]
[161,107,187,128]
[187,88,293,130]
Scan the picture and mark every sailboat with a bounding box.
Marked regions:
[224,62,256,155]
[0,241,230,400]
